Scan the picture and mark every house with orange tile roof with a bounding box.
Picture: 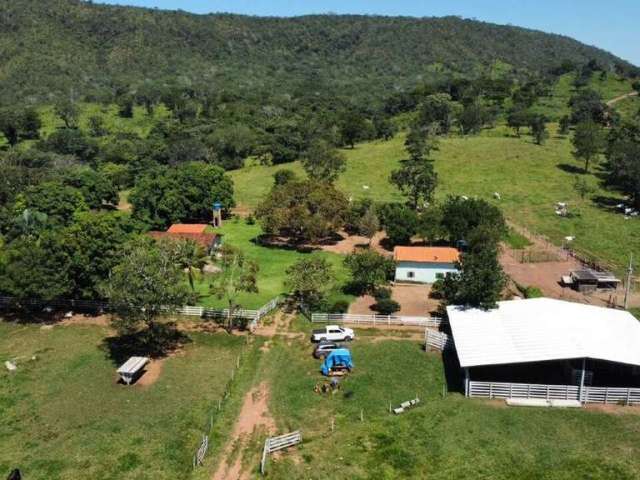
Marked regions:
[148,224,222,253]
[393,246,460,283]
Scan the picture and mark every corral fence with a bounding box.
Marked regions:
[424,330,454,351]
[468,381,640,405]
[311,312,445,328]
[261,431,302,475]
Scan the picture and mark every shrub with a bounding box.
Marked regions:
[245,214,256,225]
[329,300,350,314]
[373,298,400,315]
[373,287,392,301]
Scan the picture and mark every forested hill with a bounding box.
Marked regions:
[0,0,636,103]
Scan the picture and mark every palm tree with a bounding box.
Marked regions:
[173,239,207,292]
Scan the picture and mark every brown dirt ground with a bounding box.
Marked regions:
[317,231,390,256]
[348,284,438,316]
[212,382,276,480]
[501,223,639,308]
[133,359,164,387]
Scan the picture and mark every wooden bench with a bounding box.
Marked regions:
[117,356,150,385]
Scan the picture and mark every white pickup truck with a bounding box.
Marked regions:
[311,325,355,343]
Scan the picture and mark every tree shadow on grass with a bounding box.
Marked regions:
[101,322,191,365]
[557,163,586,175]
[592,195,624,213]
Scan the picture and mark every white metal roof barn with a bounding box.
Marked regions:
[447,298,640,369]
[446,298,640,405]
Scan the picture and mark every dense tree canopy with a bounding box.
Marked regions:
[256,180,348,243]
[130,162,235,229]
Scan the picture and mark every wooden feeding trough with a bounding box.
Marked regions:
[117,356,150,385]
[393,397,420,414]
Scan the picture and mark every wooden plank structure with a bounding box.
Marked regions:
[424,329,454,351]
[312,312,444,328]
[117,356,149,385]
[260,431,302,475]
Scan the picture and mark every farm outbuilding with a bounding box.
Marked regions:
[148,224,222,253]
[446,298,640,405]
[393,247,459,284]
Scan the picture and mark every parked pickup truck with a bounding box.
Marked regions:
[311,325,355,343]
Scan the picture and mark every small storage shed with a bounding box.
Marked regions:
[393,247,459,284]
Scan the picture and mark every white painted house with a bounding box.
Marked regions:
[393,246,460,284]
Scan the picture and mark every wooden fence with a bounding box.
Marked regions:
[261,431,302,474]
[424,330,454,351]
[468,381,640,405]
[311,312,445,328]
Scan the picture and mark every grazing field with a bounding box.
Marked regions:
[232,125,640,274]
[0,321,251,480]
[249,325,640,479]
[192,220,354,309]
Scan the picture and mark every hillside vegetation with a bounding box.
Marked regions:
[0,0,636,104]
[232,124,640,273]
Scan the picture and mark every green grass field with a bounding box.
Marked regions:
[192,220,354,309]
[232,125,640,274]
[0,321,249,480]
[242,325,640,479]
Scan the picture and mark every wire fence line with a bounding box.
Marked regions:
[0,295,283,326]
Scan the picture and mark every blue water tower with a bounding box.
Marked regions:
[212,201,223,227]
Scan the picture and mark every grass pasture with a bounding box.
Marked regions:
[254,328,640,479]
[192,220,354,309]
[0,320,250,480]
[232,125,640,274]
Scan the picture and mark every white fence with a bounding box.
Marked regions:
[261,431,302,474]
[468,381,640,405]
[424,330,454,351]
[192,434,209,468]
[311,312,445,328]
[0,295,282,325]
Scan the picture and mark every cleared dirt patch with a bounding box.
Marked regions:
[349,284,437,316]
[134,358,164,387]
[212,382,275,480]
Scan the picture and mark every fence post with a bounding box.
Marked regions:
[360,409,364,422]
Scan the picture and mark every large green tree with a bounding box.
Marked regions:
[130,162,235,229]
[209,246,259,331]
[62,211,136,299]
[15,181,88,226]
[104,241,193,335]
[256,179,348,243]
[344,249,395,295]
[391,125,438,210]
[301,139,346,183]
[572,120,605,173]
[286,257,335,309]
[0,233,72,302]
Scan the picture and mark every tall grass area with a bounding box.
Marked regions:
[192,219,354,309]
[257,334,640,479]
[0,321,250,480]
[232,126,640,274]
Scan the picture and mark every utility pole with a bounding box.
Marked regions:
[624,254,633,310]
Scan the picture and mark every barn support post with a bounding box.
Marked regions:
[579,358,586,404]
[464,368,470,397]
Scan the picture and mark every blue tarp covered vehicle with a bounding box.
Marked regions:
[321,348,353,376]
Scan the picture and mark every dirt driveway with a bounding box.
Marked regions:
[348,283,438,316]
